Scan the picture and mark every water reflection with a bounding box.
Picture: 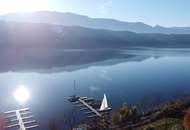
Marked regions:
[0,48,190,129]
[1,48,190,73]
[14,85,30,103]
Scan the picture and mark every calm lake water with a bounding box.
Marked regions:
[1,48,190,129]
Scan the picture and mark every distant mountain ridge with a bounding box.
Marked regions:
[1,11,190,34]
[1,21,190,50]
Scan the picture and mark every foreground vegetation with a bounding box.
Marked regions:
[46,90,190,130]
[111,99,190,130]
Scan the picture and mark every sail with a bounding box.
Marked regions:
[100,94,108,111]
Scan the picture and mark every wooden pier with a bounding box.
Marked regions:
[78,98,102,117]
[68,95,112,130]
[3,108,38,130]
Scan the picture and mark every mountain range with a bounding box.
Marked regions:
[1,21,190,50]
[1,11,190,34]
[1,11,190,71]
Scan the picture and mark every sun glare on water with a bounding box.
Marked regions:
[14,85,30,103]
[0,0,48,14]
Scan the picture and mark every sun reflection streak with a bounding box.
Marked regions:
[14,85,30,103]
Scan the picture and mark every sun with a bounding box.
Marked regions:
[14,85,30,103]
[0,0,48,13]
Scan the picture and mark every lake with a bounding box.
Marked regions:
[1,48,190,129]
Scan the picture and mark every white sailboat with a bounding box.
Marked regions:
[99,94,111,111]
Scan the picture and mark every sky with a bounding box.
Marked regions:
[0,0,189,27]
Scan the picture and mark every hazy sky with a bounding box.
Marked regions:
[0,0,189,27]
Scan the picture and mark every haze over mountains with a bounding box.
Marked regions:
[1,11,190,34]
[1,11,190,72]
[1,21,190,50]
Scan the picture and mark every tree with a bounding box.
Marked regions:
[130,106,139,116]
[112,112,121,125]
[183,107,190,130]
[119,103,129,121]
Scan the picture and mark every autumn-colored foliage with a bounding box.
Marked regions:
[112,103,129,125]
[112,112,121,125]
[112,103,141,125]
[183,107,190,130]
[119,103,129,120]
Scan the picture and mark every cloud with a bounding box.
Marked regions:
[99,0,112,14]
[99,69,112,81]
